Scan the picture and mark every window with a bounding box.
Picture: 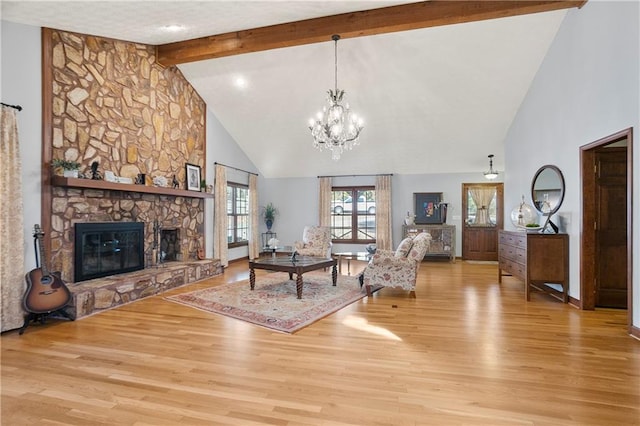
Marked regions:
[331,186,376,243]
[227,182,249,247]
[465,186,497,226]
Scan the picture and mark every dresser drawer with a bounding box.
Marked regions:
[500,258,526,280]
[499,243,526,260]
[502,232,526,248]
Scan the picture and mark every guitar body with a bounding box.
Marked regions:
[24,268,72,314]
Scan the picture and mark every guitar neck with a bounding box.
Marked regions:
[36,232,50,276]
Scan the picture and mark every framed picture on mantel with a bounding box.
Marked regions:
[414,192,443,224]
[185,163,201,191]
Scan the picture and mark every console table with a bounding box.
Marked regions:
[402,224,456,262]
[498,230,569,302]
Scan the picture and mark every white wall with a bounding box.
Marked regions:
[503,1,639,326]
[1,21,42,272]
[205,110,260,260]
[260,172,500,255]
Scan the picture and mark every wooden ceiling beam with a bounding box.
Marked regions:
[156,1,587,66]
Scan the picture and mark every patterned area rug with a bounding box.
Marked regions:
[165,272,367,333]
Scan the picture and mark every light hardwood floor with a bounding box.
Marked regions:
[2,260,639,425]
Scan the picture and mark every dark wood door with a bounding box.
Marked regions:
[595,147,627,308]
[462,183,503,261]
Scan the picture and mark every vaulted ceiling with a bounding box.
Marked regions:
[1,1,586,178]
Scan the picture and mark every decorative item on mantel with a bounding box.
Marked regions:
[261,202,278,231]
[89,161,102,180]
[105,170,133,184]
[152,175,168,187]
[52,159,81,178]
[185,163,201,191]
[135,173,146,185]
[308,34,364,161]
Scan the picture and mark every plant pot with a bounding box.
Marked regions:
[265,219,273,231]
[63,169,79,178]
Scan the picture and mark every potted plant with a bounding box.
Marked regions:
[261,202,278,231]
[52,159,81,178]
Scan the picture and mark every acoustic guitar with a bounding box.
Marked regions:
[23,224,72,314]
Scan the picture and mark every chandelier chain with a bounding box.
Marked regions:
[334,35,339,93]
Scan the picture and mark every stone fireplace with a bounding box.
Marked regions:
[43,28,209,283]
[39,28,222,320]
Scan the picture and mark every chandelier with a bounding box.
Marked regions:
[484,154,499,180]
[308,34,364,161]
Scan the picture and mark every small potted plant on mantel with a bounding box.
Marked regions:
[52,159,81,178]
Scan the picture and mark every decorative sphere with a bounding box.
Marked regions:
[510,202,539,229]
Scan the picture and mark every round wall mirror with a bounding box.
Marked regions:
[531,165,565,216]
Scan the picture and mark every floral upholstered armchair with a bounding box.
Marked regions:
[361,232,432,297]
[294,226,333,258]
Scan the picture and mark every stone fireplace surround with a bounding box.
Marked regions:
[50,178,221,319]
[39,28,223,318]
[51,183,206,283]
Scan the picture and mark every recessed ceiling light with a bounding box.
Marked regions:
[233,76,248,90]
[161,24,185,33]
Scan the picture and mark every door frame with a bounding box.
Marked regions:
[580,128,633,334]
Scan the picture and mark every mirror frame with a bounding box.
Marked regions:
[531,164,565,216]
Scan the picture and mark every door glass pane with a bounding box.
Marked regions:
[466,187,497,226]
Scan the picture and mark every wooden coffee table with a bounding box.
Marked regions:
[248,255,337,299]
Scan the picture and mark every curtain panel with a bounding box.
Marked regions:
[318,177,332,227]
[248,174,259,260]
[375,175,393,251]
[1,106,26,332]
[469,187,495,225]
[213,164,228,267]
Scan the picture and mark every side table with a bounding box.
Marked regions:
[333,252,372,275]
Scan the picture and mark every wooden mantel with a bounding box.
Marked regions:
[51,176,214,199]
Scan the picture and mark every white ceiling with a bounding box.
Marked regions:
[1,1,568,178]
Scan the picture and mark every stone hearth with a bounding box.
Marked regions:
[65,259,222,319]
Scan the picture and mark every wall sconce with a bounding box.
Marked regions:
[484,154,499,180]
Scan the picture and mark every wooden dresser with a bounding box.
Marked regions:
[403,224,456,262]
[498,230,569,302]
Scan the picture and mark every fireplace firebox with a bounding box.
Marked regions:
[160,229,179,261]
[74,222,144,282]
